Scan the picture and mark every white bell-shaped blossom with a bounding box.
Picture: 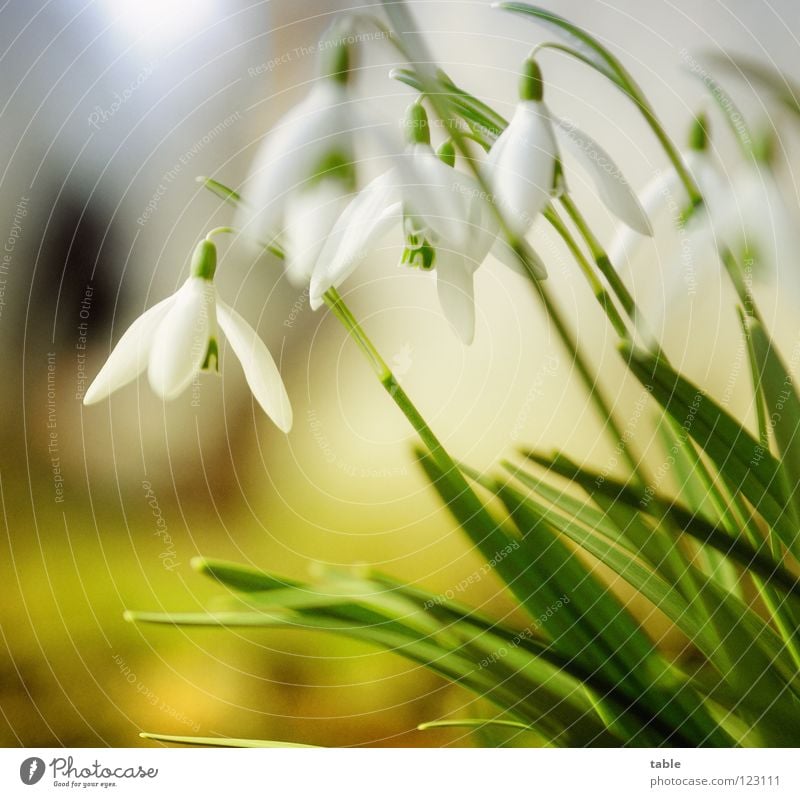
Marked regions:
[83,240,292,432]
[487,58,651,238]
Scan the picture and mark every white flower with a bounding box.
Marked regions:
[487,58,652,238]
[308,100,552,344]
[83,240,292,432]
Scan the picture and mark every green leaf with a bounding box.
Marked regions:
[500,468,702,640]
[413,450,542,619]
[140,732,318,748]
[418,719,532,732]
[621,342,800,558]
[502,463,795,682]
[127,595,613,744]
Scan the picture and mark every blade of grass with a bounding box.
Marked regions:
[495,481,731,746]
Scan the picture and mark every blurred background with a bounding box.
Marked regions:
[1,0,799,747]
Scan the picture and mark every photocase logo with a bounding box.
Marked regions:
[19,757,45,785]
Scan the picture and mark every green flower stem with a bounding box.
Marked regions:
[375,25,646,482]
[326,254,646,487]
[543,205,629,339]
[322,281,650,556]
[558,194,671,370]
[321,287,454,464]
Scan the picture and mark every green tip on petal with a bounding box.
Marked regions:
[752,128,777,166]
[519,58,544,102]
[202,337,220,372]
[436,139,456,168]
[688,112,710,151]
[191,239,217,281]
[405,102,431,146]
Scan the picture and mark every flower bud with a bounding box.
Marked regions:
[753,128,777,166]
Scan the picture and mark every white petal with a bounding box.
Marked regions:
[217,300,293,432]
[238,81,353,241]
[310,171,403,307]
[489,100,557,235]
[436,251,476,344]
[553,114,652,235]
[283,181,351,287]
[83,294,175,404]
[399,145,471,245]
[147,278,215,400]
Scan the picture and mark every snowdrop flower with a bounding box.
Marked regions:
[238,30,358,287]
[487,58,652,238]
[83,239,293,432]
[310,108,544,344]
